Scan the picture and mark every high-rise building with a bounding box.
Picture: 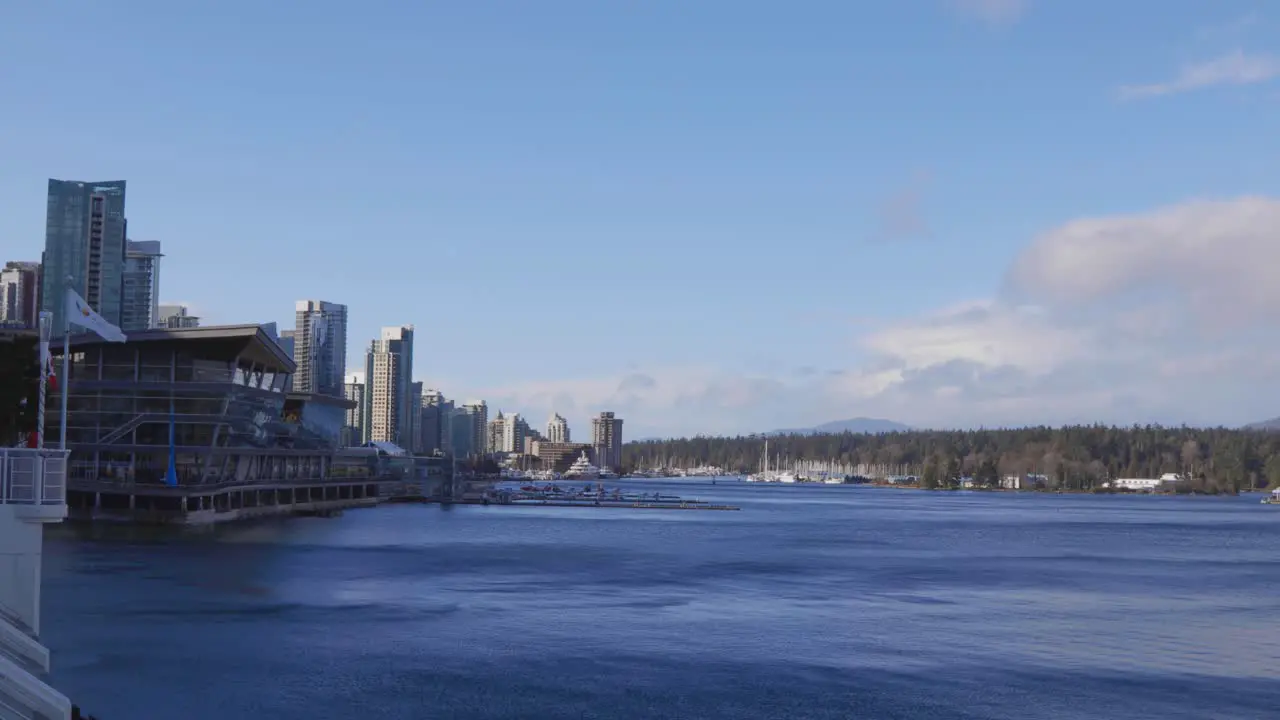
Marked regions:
[417,389,448,455]
[157,303,200,328]
[450,406,475,458]
[456,401,488,458]
[41,179,127,333]
[363,325,414,449]
[293,300,348,397]
[591,411,624,472]
[546,413,570,443]
[0,261,41,327]
[343,372,366,446]
[409,381,424,452]
[486,412,505,454]
[120,240,162,331]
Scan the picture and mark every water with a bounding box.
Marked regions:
[41,481,1280,719]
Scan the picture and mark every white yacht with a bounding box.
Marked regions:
[563,452,601,480]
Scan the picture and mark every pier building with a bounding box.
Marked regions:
[48,324,445,524]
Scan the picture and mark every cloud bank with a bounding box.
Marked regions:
[477,197,1280,438]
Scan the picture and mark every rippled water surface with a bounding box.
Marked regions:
[42,482,1280,719]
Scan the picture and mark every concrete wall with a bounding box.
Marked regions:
[0,506,43,635]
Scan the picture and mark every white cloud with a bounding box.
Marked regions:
[1119,50,1280,99]
[470,196,1280,436]
[951,0,1028,26]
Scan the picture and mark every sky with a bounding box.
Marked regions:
[2,0,1279,439]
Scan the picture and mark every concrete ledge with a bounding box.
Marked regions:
[68,496,380,526]
[13,504,68,523]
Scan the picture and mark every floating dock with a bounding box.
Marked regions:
[480,498,740,511]
[482,484,740,511]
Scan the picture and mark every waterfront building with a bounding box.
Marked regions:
[546,413,570,443]
[0,261,41,327]
[532,440,594,473]
[292,300,347,397]
[363,326,414,450]
[342,372,366,446]
[41,179,128,332]
[120,240,162,332]
[156,303,200,329]
[591,411,624,472]
[45,324,426,524]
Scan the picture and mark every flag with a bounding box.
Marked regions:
[65,289,127,342]
[40,341,56,392]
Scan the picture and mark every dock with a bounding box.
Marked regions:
[481,483,741,511]
[478,498,740,511]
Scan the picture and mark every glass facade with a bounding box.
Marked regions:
[120,240,161,331]
[42,180,127,333]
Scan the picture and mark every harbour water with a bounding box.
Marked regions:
[41,481,1280,719]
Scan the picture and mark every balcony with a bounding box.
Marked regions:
[0,449,69,522]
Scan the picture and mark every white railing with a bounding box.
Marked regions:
[0,448,68,506]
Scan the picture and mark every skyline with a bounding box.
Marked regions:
[4,1,1280,438]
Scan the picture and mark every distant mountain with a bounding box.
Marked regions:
[1245,417,1280,430]
[767,417,913,436]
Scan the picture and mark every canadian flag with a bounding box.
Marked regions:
[40,341,56,393]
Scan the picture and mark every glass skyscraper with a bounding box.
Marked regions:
[120,240,162,331]
[41,179,128,333]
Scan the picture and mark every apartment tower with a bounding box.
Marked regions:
[293,300,348,397]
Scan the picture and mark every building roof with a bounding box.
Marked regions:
[68,324,296,372]
[286,391,358,411]
[364,441,409,457]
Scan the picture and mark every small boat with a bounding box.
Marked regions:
[1262,488,1280,504]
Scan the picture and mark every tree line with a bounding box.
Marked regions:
[622,425,1280,493]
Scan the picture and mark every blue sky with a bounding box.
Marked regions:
[3,1,1279,438]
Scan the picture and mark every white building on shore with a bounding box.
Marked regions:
[1108,473,1183,491]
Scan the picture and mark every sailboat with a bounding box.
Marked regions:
[746,439,777,483]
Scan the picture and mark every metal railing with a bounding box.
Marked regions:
[0,448,69,506]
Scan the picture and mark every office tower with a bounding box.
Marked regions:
[343,372,366,446]
[0,261,41,327]
[293,300,348,397]
[591,411,624,472]
[546,413,570,443]
[120,240,161,331]
[417,389,448,455]
[41,179,127,332]
[363,325,414,449]
[156,303,200,328]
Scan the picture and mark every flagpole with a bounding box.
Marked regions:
[60,285,72,450]
[36,312,51,449]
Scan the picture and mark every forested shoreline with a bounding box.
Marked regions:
[622,426,1280,494]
